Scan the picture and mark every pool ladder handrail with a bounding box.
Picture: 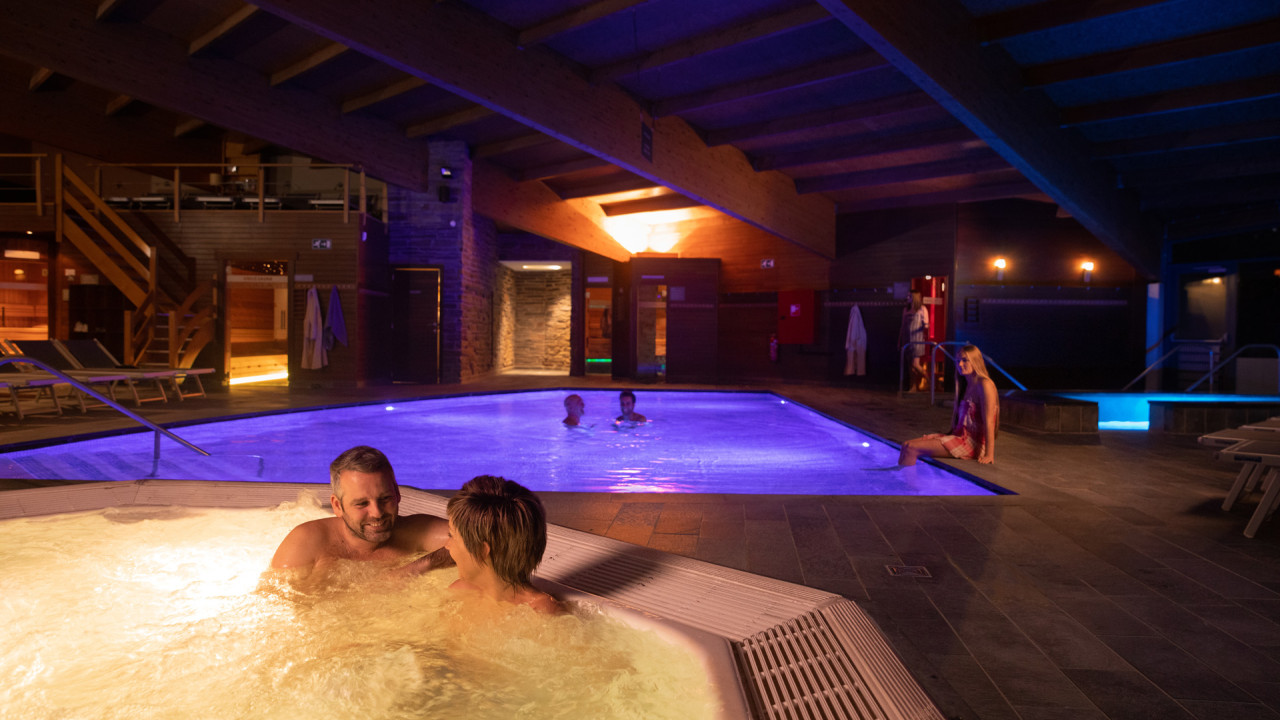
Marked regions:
[899,341,1027,405]
[1121,336,1231,392]
[1185,343,1280,394]
[0,355,209,459]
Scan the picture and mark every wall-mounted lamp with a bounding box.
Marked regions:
[439,167,454,178]
[1081,260,1094,283]
[993,257,1007,281]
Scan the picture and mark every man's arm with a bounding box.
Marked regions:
[391,545,455,578]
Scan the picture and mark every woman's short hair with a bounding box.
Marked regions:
[329,445,394,498]
[447,476,547,588]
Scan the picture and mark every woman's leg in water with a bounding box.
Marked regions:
[898,436,950,466]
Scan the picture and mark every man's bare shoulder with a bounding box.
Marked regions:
[270,517,339,569]
[391,513,449,551]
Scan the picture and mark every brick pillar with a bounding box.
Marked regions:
[387,140,489,383]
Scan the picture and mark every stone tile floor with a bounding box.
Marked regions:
[3,375,1279,720]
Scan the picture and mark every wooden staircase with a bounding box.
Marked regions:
[56,158,215,368]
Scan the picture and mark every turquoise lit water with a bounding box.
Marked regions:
[1055,392,1280,430]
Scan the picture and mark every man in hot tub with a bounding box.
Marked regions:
[269,445,453,583]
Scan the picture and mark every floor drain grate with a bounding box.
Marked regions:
[885,565,931,577]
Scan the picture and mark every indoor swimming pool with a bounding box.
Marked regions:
[1056,392,1280,430]
[0,390,1004,495]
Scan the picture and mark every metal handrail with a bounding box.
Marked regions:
[1186,343,1280,393]
[1121,336,1227,392]
[0,355,209,459]
[899,341,1026,405]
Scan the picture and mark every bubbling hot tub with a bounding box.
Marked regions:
[0,480,944,720]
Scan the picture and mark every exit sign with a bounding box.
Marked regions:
[311,238,332,250]
[760,258,774,269]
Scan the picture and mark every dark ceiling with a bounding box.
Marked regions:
[2,0,1279,276]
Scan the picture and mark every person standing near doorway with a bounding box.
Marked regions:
[901,292,929,391]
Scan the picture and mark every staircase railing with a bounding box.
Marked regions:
[56,156,215,368]
[1186,344,1280,393]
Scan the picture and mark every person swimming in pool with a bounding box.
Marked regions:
[269,445,453,584]
[616,389,647,424]
[897,344,998,466]
[563,393,586,426]
[445,475,561,614]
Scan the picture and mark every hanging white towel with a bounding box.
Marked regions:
[302,287,326,369]
[844,304,867,376]
[323,285,348,350]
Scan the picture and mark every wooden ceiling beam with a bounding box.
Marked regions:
[1141,177,1280,210]
[404,105,495,139]
[1122,153,1280,188]
[752,125,978,171]
[0,0,431,191]
[254,0,836,257]
[705,92,943,146]
[838,177,1039,213]
[472,160,630,262]
[473,132,555,159]
[590,4,831,84]
[29,67,56,91]
[270,41,348,86]
[517,156,611,182]
[105,94,135,116]
[517,0,650,48]
[341,76,427,114]
[173,117,206,137]
[1093,119,1280,158]
[1025,17,1280,87]
[978,0,1171,43]
[652,52,888,117]
[1061,73,1280,126]
[797,151,1010,193]
[96,0,126,21]
[601,194,700,216]
[817,0,1156,275]
[0,78,221,164]
[552,174,657,200]
[189,5,260,55]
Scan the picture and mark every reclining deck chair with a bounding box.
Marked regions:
[8,340,146,408]
[60,338,211,401]
[0,360,65,421]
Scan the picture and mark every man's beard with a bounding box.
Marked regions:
[342,510,394,543]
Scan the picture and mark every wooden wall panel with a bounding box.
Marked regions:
[675,215,830,293]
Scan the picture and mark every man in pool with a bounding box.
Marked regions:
[616,389,647,423]
[445,475,560,614]
[563,393,585,426]
[269,445,453,583]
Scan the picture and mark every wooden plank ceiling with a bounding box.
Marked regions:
[2,0,1279,275]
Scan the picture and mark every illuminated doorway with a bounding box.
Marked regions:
[224,261,289,385]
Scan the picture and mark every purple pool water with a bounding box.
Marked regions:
[0,390,1002,495]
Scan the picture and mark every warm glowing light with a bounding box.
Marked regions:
[604,208,700,254]
[520,264,562,271]
[1209,277,1221,284]
[1081,261,1095,272]
[228,371,288,385]
[4,249,40,259]
[993,258,1007,269]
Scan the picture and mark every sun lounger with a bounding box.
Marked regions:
[59,337,212,401]
[1200,426,1280,511]
[1214,439,1280,538]
[7,340,139,408]
[0,364,64,421]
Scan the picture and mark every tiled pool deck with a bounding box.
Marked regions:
[4,374,1279,720]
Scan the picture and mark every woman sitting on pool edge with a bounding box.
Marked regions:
[898,344,998,466]
[445,475,562,614]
